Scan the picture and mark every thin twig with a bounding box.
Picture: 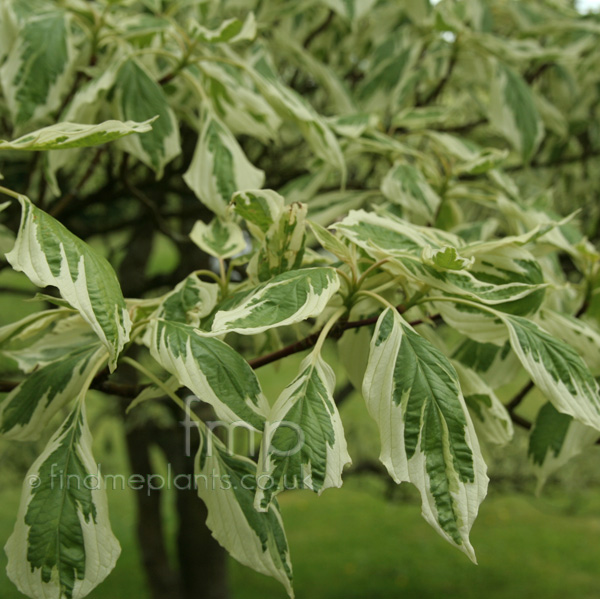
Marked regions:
[49,147,105,217]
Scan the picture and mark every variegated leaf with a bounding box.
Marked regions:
[335,210,545,306]
[190,219,247,260]
[195,427,293,597]
[452,339,521,389]
[381,163,441,222]
[529,402,599,494]
[155,274,219,326]
[183,114,265,216]
[5,402,121,599]
[249,53,345,175]
[189,13,256,43]
[147,319,268,431]
[210,268,340,335]
[114,58,180,177]
[488,62,544,162]
[255,349,351,510]
[362,308,488,561]
[0,11,73,126]
[0,343,107,441]
[434,300,508,345]
[535,310,600,375]
[501,314,600,430]
[3,314,99,373]
[309,221,354,265]
[199,62,281,143]
[233,190,308,281]
[452,361,513,446]
[5,196,131,370]
[0,119,155,151]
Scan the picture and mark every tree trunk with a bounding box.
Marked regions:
[124,416,230,599]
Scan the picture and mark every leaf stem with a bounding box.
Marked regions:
[0,185,21,201]
[121,356,202,425]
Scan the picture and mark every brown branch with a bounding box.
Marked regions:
[506,380,534,413]
[510,412,533,430]
[0,377,144,398]
[248,306,442,370]
[416,44,459,107]
[303,9,335,49]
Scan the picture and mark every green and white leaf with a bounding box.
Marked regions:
[433,299,508,345]
[233,190,307,281]
[0,11,73,126]
[452,339,521,389]
[210,268,340,335]
[0,119,155,151]
[147,319,268,431]
[249,53,345,175]
[5,401,121,599]
[501,314,600,430]
[309,221,354,265]
[190,218,247,260]
[488,62,544,162]
[114,58,180,177]
[189,13,256,44]
[0,343,107,441]
[198,62,281,143]
[381,163,441,222]
[362,308,488,561]
[195,427,293,597]
[155,274,219,326]
[535,310,600,375]
[183,114,265,216]
[452,361,513,446]
[5,197,131,370]
[529,402,599,494]
[3,314,99,373]
[255,350,351,510]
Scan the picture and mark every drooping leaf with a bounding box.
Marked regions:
[535,310,600,375]
[0,119,155,151]
[452,361,513,446]
[529,402,599,494]
[147,319,268,431]
[0,343,107,441]
[501,314,600,430]
[0,11,73,126]
[255,350,351,510]
[183,114,265,216]
[381,163,441,222]
[210,267,339,335]
[195,427,293,597]
[452,339,521,389]
[488,62,544,162]
[5,402,121,599]
[249,53,345,176]
[362,308,488,561]
[114,58,180,177]
[5,196,131,370]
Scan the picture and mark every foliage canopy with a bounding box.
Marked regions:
[1,0,600,598]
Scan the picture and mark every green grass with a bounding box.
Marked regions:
[3,480,600,599]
